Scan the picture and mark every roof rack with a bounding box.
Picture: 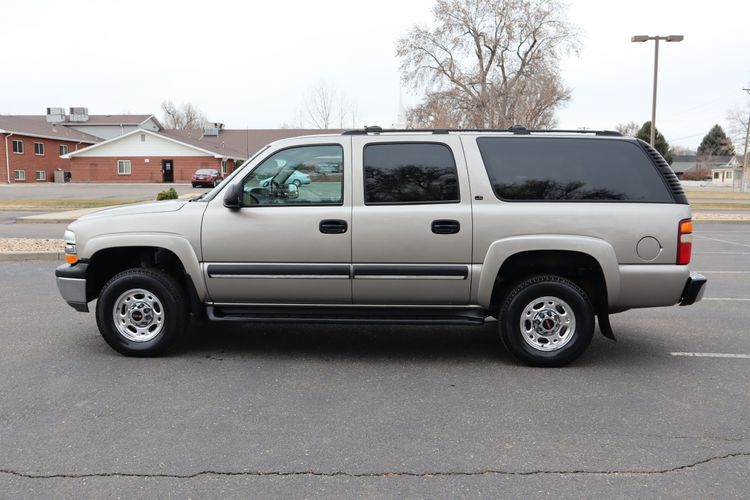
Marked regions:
[342,125,622,137]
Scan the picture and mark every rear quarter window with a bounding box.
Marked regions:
[477,137,673,203]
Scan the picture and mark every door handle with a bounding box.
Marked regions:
[319,219,348,234]
[431,219,460,234]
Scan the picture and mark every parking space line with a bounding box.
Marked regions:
[671,352,750,359]
[694,235,750,249]
[702,298,750,301]
[694,252,750,255]
[699,271,750,274]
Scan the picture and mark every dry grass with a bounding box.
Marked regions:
[0,199,140,210]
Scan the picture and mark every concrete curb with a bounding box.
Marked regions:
[0,251,64,262]
[16,216,79,224]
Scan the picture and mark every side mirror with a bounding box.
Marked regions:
[287,183,299,199]
[223,183,241,208]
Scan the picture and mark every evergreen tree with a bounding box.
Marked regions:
[636,121,673,164]
[697,124,735,157]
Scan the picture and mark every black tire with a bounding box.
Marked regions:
[191,183,197,188]
[498,275,594,367]
[95,268,188,357]
[293,179,302,187]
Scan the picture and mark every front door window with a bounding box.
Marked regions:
[241,145,343,206]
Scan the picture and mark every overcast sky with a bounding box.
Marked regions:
[2,0,749,149]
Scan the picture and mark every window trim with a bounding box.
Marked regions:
[117,159,132,176]
[60,144,69,155]
[34,142,45,156]
[12,139,23,154]
[14,170,26,181]
[35,170,46,181]
[362,141,461,206]
[239,143,346,208]
[477,136,675,204]
[221,159,228,175]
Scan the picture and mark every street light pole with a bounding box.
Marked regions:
[631,35,684,147]
[742,88,750,193]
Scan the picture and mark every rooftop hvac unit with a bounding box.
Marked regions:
[69,107,89,122]
[46,107,66,123]
[203,127,220,136]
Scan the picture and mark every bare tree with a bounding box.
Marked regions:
[299,82,359,129]
[615,121,640,137]
[397,0,580,129]
[161,100,208,129]
[727,105,750,155]
[671,144,695,156]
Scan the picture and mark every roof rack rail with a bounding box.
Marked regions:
[342,126,622,137]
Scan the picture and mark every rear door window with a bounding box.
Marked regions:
[363,143,459,204]
[477,137,673,202]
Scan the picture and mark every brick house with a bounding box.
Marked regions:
[1,108,161,183]
[63,127,336,183]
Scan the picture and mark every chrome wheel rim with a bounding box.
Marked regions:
[519,296,576,352]
[112,288,165,342]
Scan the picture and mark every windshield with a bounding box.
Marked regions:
[197,146,271,202]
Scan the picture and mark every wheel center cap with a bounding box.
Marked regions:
[533,309,560,335]
[128,303,153,326]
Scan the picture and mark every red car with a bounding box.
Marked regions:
[191,169,223,188]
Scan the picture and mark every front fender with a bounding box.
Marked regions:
[81,233,207,300]
[475,235,621,309]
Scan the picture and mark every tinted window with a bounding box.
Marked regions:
[477,137,673,202]
[241,145,343,206]
[364,143,459,204]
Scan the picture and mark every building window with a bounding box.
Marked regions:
[714,172,720,179]
[727,171,733,179]
[14,170,25,181]
[117,160,132,175]
[34,142,45,155]
[60,144,69,155]
[35,170,46,181]
[221,159,228,175]
[12,140,23,154]
[140,134,146,142]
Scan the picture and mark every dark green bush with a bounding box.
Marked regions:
[156,188,178,201]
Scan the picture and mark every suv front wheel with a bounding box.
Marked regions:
[95,268,188,356]
[499,275,594,367]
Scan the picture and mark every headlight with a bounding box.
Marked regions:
[63,230,78,264]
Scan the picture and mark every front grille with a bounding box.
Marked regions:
[638,139,688,204]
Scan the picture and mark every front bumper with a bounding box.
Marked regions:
[55,263,89,312]
[679,272,707,306]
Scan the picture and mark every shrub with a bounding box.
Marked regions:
[156,188,178,201]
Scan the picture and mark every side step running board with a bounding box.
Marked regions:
[206,305,487,325]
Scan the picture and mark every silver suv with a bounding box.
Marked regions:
[55,126,706,366]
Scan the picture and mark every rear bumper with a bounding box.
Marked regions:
[680,272,707,306]
[55,263,89,312]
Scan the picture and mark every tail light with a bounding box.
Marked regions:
[677,219,692,265]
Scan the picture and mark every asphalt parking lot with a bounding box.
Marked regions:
[1,223,749,498]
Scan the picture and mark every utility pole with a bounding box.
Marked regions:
[631,35,684,146]
[742,88,750,193]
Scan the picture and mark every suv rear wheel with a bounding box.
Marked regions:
[95,268,188,357]
[498,275,594,367]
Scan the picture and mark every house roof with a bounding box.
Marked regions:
[160,129,344,159]
[63,114,154,125]
[64,128,345,160]
[0,115,101,143]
